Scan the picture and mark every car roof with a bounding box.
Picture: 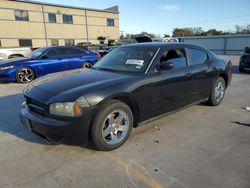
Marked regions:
[38,46,84,51]
[121,42,206,50]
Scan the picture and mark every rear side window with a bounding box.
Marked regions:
[59,48,83,56]
[160,49,187,69]
[189,48,208,65]
[47,49,59,57]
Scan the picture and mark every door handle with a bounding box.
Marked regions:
[185,72,192,77]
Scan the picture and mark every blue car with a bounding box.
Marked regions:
[0,46,100,83]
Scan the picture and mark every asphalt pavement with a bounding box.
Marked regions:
[0,55,249,188]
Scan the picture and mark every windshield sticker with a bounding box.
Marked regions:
[125,59,144,66]
[136,66,142,69]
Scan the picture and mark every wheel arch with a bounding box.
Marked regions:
[219,72,228,88]
[8,54,24,59]
[94,93,140,127]
[15,66,37,82]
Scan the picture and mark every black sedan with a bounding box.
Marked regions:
[20,43,232,150]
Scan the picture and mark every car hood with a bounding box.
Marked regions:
[27,68,135,103]
[0,57,30,66]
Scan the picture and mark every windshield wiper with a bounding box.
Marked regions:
[95,67,113,72]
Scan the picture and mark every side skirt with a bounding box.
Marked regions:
[136,98,208,127]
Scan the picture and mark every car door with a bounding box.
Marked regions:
[149,48,193,116]
[38,48,67,75]
[59,48,84,70]
[187,48,214,101]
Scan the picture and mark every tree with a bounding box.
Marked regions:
[120,34,125,39]
[235,24,250,34]
[206,29,223,36]
[172,28,193,37]
[164,34,170,38]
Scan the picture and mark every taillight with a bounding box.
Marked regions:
[96,53,101,59]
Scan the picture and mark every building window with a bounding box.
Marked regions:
[107,18,114,27]
[63,15,73,24]
[51,39,59,46]
[48,13,56,23]
[15,10,29,21]
[19,39,32,47]
[65,39,75,46]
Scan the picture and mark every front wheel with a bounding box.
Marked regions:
[83,62,93,68]
[16,67,35,83]
[91,100,133,151]
[207,77,226,106]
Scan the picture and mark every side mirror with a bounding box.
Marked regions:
[160,61,174,70]
[41,55,48,60]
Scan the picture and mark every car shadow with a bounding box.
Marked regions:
[0,93,50,145]
[0,93,97,149]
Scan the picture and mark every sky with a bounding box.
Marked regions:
[38,0,250,36]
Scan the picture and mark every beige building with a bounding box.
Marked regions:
[0,0,119,47]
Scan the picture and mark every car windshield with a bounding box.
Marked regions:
[29,48,48,59]
[93,47,158,73]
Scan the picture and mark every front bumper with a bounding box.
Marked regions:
[239,62,250,69]
[20,103,93,145]
[0,74,10,82]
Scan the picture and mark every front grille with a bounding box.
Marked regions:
[242,55,250,65]
[26,97,48,116]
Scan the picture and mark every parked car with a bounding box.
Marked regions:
[0,46,100,83]
[239,47,250,72]
[20,43,232,150]
[98,46,117,57]
[0,47,33,60]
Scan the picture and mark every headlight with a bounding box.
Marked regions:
[49,102,82,117]
[0,66,14,70]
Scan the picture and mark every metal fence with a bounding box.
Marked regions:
[182,34,250,55]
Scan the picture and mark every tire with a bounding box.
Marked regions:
[239,67,245,72]
[91,99,133,151]
[9,55,24,59]
[207,77,226,106]
[83,62,93,68]
[16,67,35,83]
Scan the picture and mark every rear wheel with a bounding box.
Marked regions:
[83,62,93,68]
[91,100,133,151]
[207,77,226,106]
[239,67,245,72]
[9,54,24,59]
[16,67,35,83]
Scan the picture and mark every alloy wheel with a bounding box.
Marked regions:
[214,81,225,102]
[102,110,129,145]
[17,68,34,83]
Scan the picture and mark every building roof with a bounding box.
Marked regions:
[13,0,119,13]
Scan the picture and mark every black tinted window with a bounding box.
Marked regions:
[189,48,208,65]
[48,13,56,23]
[65,39,75,46]
[107,18,115,26]
[51,39,59,46]
[19,39,32,47]
[63,15,73,24]
[47,49,59,57]
[59,48,83,56]
[160,49,187,69]
[15,10,29,21]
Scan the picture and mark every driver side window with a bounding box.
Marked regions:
[159,49,187,70]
